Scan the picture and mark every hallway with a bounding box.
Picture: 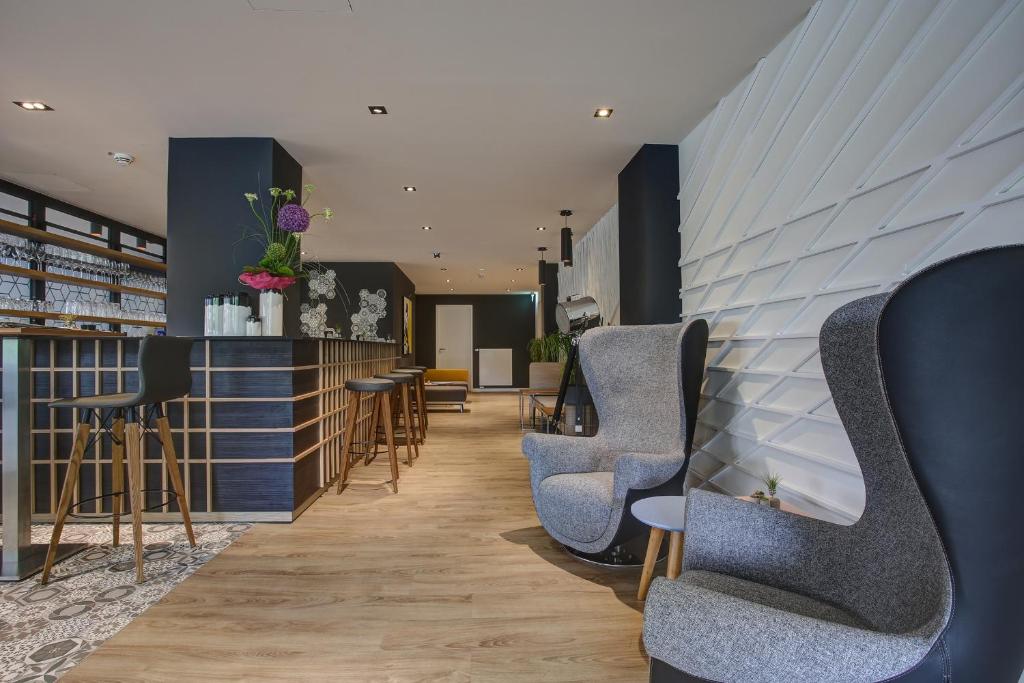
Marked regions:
[65,394,649,682]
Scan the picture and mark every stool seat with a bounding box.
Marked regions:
[375,372,413,384]
[393,368,422,375]
[345,377,395,392]
[50,392,140,409]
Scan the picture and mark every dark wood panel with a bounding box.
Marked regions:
[210,401,294,429]
[211,462,293,512]
[210,370,296,398]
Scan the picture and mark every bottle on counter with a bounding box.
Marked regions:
[221,293,236,336]
[236,292,252,335]
[246,315,262,336]
[204,294,223,336]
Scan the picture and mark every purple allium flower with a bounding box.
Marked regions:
[277,203,311,233]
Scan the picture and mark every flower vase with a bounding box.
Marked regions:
[260,289,284,336]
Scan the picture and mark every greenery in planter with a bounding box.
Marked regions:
[527,331,571,362]
[763,472,782,498]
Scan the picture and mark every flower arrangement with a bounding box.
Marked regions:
[238,184,333,291]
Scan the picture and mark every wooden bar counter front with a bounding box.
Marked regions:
[0,334,399,523]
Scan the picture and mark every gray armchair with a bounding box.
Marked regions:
[643,245,1024,682]
[521,320,709,555]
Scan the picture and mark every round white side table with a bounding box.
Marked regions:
[630,495,687,600]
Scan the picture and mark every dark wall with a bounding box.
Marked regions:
[166,138,303,336]
[302,262,414,355]
[618,143,681,325]
[541,262,560,335]
[415,294,535,388]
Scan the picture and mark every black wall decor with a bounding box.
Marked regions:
[166,138,303,336]
[414,294,535,388]
[300,262,414,359]
[618,143,681,325]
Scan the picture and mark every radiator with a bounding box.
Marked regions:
[477,348,513,387]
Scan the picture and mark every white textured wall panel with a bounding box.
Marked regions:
[679,0,1024,522]
[558,205,620,325]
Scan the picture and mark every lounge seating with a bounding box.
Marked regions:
[423,368,470,411]
[643,245,1024,682]
[521,320,709,555]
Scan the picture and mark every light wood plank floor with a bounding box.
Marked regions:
[67,393,650,682]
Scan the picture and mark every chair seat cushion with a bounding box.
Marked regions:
[375,372,413,384]
[50,392,141,409]
[536,471,614,543]
[643,570,934,682]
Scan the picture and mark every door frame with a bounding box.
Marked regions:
[435,304,474,389]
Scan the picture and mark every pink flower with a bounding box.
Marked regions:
[239,271,297,291]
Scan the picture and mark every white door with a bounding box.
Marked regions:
[436,305,474,387]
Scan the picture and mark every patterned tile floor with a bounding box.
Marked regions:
[0,522,251,682]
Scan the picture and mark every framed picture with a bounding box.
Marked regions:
[402,296,414,355]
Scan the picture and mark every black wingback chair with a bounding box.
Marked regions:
[643,245,1024,682]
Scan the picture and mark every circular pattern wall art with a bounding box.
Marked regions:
[350,288,387,340]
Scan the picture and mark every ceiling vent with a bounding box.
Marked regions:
[247,0,354,12]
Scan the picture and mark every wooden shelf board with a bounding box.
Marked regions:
[0,263,166,300]
[0,218,167,273]
[0,308,165,329]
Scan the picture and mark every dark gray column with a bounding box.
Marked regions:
[166,138,303,336]
[617,144,681,325]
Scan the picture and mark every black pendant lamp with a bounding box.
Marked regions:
[537,246,548,285]
[559,209,573,267]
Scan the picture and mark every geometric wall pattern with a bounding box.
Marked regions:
[558,204,621,325]
[678,0,1024,522]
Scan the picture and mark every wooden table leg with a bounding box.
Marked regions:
[637,527,664,600]
[667,531,685,580]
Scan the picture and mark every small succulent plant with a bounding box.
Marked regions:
[763,472,782,497]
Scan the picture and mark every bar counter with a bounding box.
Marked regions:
[1,333,399,523]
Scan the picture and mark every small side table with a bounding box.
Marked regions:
[631,496,687,601]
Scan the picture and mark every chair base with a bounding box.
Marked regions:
[0,542,87,582]
[562,541,651,568]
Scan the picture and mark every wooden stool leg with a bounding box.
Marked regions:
[637,527,665,600]
[415,376,427,441]
[125,419,145,583]
[365,390,380,465]
[667,531,685,580]
[337,391,361,493]
[156,414,196,548]
[40,421,91,584]
[379,393,399,493]
[399,384,417,465]
[111,415,125,547]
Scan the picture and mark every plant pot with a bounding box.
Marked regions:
[769,496,781,510]
[260,289,284,336]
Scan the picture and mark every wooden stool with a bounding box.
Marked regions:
[41,336,197,585]
[373,372,420,465]
[393,368,427,443]
[338,377,399,494]
[630,496,687,601]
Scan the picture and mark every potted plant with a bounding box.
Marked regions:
[763,472,783,510]
[527,331,570,388]
[238,184,332,335]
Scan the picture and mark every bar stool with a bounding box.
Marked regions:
[41,336,196,585]
[372,372,419,465]
[337,377,399,494]
[394,367,427,442]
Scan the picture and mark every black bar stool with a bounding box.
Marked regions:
[394,367,427,441]
[41,336,196,585]
[373,372,420,464]
[338,377,399,494]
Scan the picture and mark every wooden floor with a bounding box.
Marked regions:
[67,393,650,682]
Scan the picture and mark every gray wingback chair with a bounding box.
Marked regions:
[522,320,709,555]
[644,245,1024,682]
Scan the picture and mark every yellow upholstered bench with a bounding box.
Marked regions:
[423,368,470,411]
[424,368,469,384]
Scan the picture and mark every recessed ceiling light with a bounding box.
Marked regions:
[449,288,454,292]
[421,225,431,230]
[594,107,613,118]
[301,250,307,256]
[510,279,516,283]
[403,186,416,192]
[440,267,448,271]
[505,288,511,292]
[445,279,451,283]
[536,226,546,231]
[368,105,388,115]
[515,267,524,271]
[13,101,53,111]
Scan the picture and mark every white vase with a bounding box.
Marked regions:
[260,289,284,336]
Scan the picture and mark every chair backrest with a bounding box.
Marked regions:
[135,335,194,405]
[579,319,708,454]
[878,245,1024,680]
